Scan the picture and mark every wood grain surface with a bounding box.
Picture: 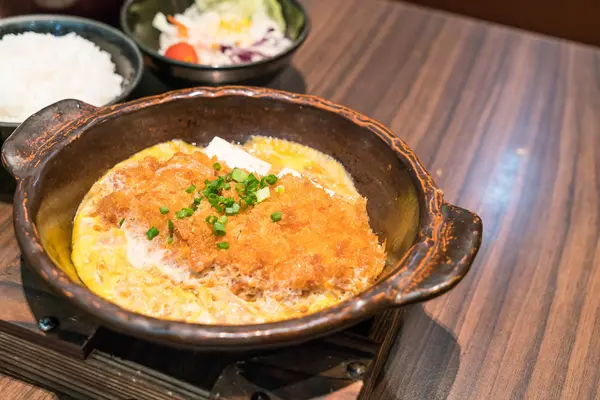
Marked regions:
[2,0,600,398]
[400,0,600,48]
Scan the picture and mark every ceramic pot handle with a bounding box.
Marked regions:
[1,99,96,180]
[391,204,483,305]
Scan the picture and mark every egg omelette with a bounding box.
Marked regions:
[72,137,386,324]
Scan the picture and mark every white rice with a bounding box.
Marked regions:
[0,32,124,124]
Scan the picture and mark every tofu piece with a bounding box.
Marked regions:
[204,137,271,175]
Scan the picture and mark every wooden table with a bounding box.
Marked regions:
[3,0,600,398]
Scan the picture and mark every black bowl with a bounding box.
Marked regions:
[0,14,144,141]
[120,0,310,86]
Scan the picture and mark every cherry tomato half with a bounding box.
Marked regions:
[165,42,199,64]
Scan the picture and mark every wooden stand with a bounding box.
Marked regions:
[0,199,403,400]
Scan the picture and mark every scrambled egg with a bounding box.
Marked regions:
[71,137,386,324]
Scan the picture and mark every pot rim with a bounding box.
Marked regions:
[11,86,448,349]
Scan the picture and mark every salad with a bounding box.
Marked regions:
[152,0,292,66]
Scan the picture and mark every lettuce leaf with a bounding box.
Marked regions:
[262,0,286,31]
[195,0,286,31]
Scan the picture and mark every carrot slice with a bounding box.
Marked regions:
[168,15,188,38]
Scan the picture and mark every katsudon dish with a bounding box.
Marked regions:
[72,136,386,324]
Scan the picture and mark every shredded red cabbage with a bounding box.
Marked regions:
[252,38,268,47]
[221,28,281,63]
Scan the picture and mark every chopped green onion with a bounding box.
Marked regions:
[275,185,285,194]
[246,181,258,192]
[206,194,220,210]
[246,173,259,184]
[176,207,194,219]
[245,174,259,191]
[207,193,218,202]
[168,219,174,231]
[265,174,278,185]
[159,206,169,215]
[206,215,218,224]
[224,173,232,182]
[203,177,225,197]
[214,177,225,188]
[146,226,159,240]
[185,184,196,193]
[270,211,282,222]
[235,182,246,194]
[218,215,228,224]
[217,241,229,250]
[119,218,125,227]
[256,187,270,203]
[191,195,203,211]
[213,162,221,171]
[244,193,257,206]
[167,236,173,245]
[225,203,240,216]
[213,222,226,236]
[231,168,248,182]
[224,183,231,190]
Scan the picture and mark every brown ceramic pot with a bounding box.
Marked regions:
[1,87,482,351]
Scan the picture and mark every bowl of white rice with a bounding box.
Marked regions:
[120,0,309,86]
[0,14,144,140]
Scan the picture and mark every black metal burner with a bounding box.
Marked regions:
[0,256,402,400]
